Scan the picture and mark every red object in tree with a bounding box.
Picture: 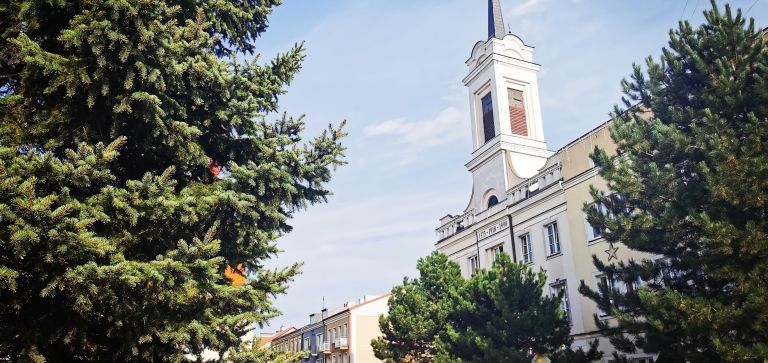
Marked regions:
[208,158,220,177]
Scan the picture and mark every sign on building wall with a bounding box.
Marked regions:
[476,218,510,241]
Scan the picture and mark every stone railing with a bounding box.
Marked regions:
[437,163,563,243]
[507,163,562,205]
[436,210,475,241]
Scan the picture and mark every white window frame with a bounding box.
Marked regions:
[545,222,561,256]
[467,255,479,275]
[594,273,616,318]
[520,233,533,264]
[550,280,571,322]
[488,244,504,262]
[586,202,606,242]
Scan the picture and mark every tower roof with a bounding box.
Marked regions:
[488,0,506,39]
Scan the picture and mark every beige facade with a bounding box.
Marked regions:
[272,294,390,363]
[437,121,656,362]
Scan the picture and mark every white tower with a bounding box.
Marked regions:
[463,0,552,213]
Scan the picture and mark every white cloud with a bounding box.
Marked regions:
[363,106,466,147]
[508,0,546,16]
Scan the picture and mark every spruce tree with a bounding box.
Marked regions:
[0,0,345,361]
[372,252,464,363]
[579,2,768,362]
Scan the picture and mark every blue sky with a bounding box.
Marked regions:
[254,0,768,332]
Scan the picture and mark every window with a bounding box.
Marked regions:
[551,281,571,322]
[597,274,616,317]
[546,222,561,255]
[342,323,347,337]
[625,277,638,294]
[489,244,504,262]
[468,255,479,276]
[481,93,495,143]
[507,88,528,136]
[487,195,499,208]
[520,233,533,263]
[589,202,605,239]
[304,337,310,351]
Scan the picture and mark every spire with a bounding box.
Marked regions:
[488,0,506,39]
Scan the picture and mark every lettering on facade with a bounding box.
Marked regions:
[476,218,509,241]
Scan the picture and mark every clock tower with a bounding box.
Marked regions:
[463,0,552,213]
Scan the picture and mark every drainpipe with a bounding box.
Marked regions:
[507,214,517,262]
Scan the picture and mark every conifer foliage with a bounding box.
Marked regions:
[437,254,598,363]
[372,252,463,363]
[580,2,768,362]
[375,253,601,363]
[0,0,345,361]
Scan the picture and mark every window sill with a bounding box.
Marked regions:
[546,252,563,260]
[597,314,614,320]
[587,236,604,245]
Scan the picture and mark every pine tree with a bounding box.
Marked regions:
[436,254,600,363]
[0,0,345,361]
[579,1,768,361]
[372,252,463,363]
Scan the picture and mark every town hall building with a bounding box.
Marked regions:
[434,1,654,362]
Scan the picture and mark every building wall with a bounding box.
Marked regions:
[324,314,350,363]
[349,295,389,363]
[301,324,325,363]
[436,123,656,361]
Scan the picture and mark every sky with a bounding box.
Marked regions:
[253,0,768,332]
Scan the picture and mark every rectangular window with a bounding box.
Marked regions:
[468,255,479,276]
[520,233,533,263]
[590,202,605,239]
[489,244,504,262]
[597,274,616,317]
[342,323,347,337]
[304,337,309,351]
[481,93,495,143]
[546,222,561,255]
[507,88,528,136]
[551,281,571,322]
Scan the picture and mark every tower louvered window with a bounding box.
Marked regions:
[481,93,495,143]
[508,88,528,136]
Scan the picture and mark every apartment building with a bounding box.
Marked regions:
[272,294,390,363]
[434,1,654,362]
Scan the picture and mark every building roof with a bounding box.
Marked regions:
[258,326,297,348]
[488,0,506,39]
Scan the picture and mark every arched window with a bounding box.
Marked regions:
[487,195,499,208]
